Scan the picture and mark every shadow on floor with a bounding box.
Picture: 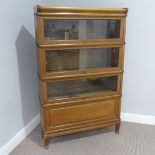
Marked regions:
[27,124,114,147]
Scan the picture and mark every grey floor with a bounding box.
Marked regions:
[10,122,155,155]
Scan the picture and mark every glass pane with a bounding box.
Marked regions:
[44,20,120,40]
[47,76,117,99]
[46,48,119,72]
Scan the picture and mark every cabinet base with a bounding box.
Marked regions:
[42,121,120,149]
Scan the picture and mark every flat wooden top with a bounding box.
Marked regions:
[35,5,128,17]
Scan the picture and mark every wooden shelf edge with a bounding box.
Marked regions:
[37,41,125,49]
[39,70,123,81]
[42,94,122,108]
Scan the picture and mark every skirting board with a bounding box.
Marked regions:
[1,112,155,155]
[121,113,155,125]
[0,114,40,155]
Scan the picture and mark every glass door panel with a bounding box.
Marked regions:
[46,48,119,73]
[47,76,118,100]
[44,20,120,40]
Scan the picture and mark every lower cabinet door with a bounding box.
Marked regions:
[43,97,120,131]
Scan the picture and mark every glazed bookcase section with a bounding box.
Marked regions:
[35,6,127,45]
[47,76,118,100]
[46,48,119,72]
[39,74,122,104]
[44,19,120,40]
[38,46,124,78]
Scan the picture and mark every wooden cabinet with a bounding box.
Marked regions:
[34,5,128,148]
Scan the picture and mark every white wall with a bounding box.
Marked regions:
[0,0,155,150]
[0,0,53,149]
[121,1,155,116]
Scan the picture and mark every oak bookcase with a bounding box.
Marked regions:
[34,5,128,148]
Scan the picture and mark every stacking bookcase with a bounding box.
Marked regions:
[34,5,128,148]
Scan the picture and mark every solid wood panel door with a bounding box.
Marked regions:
[43,98,120,131]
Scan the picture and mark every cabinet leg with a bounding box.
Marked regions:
[115,123,120,134]
[41,132,44,138]
[43,134,49,149]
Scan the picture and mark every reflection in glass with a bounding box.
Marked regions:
[47,76,117,99]
[44,20,120,40]
[46,48,119,72]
